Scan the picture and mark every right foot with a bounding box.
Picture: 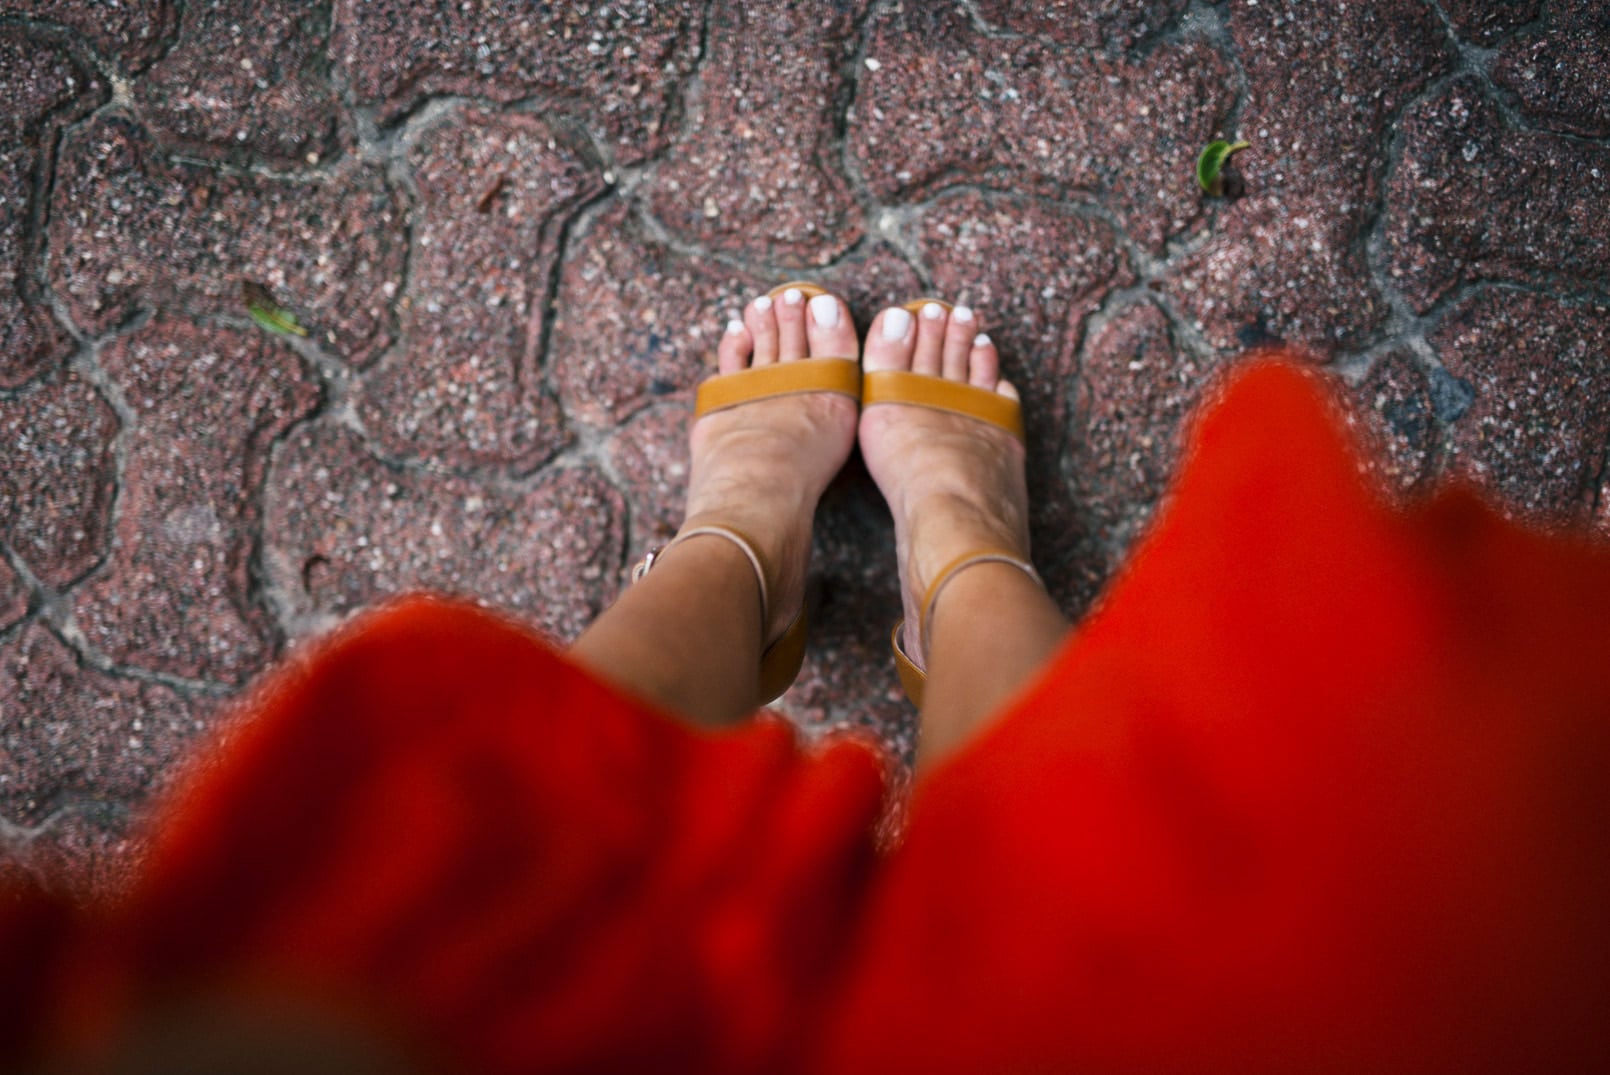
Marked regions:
[857,301,1033,667]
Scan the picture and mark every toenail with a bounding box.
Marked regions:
[973,332,992,347]
[754,295,773,312]
[782,287,804,306]
[882,307,913,340]
[808,293,840,327]
[922,302,945,321]
[954,305,975,323]
[726,318,745,335]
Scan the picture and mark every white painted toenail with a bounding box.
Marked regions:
[922,302,945,321]
[726,318,745,335]
[782,287,804,306]
[974,332,992,347]
[754,295,773,312]
[882,307,913,340]
[808,293,840,326]
[954,305,975,322]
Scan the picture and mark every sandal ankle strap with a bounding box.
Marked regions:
[632,524,770,633]
[918,548,1040,656]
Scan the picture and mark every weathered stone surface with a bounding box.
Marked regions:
[848,3,1235,254]
[606,400,692,554]
[1068,299,1221,588]
[331,0,702,164]
[1492,0,1610,138]
[1440,0,1542,47]
[355,109,603,473]
[6,802,143,901]
[1347,349,1442,497]
[552,204,764,427]
[1165,0,1454,354]
[973,0,1188,52]
[648,0,866,266]
[0,558,27,632]
[0,30,104,387]
[1430,290,1610,526]
[0,623,206,827]
[9,1,177,71]
[264,423,625,644]
[49,113,405,366]
[132,0,348,167]
[71,318,319,686]
[0,372,119,588]
[1383,78,1610,315]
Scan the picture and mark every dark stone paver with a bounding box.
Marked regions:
[648,0,867,266]
[130,0,348,168]
[331,0,703,164]
[49,113,405,365]
[1384,77,1610,314]
[0,623,206,827]
[1163,0,1455,355]
[5,0,1610,884]
[0,371,119,589]
[1431,290,1610,527]
[0,28,104,387]
[0,558,27,632]
[1493,0,1610,138]
[849,3,1234,255]
[263,423,624,644]
[8,1,177,71]
[355,107,603,473]
[551,203,762,427]
[71,318,320,686]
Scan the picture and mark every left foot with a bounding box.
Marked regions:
[679,285,860,643]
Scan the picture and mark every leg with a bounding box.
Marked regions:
[858,301,1071,769]
[570,287,859,728]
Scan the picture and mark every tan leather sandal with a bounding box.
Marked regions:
[632,281,859,707]
[868,298,1036,707]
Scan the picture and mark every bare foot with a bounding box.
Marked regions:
[681,285,859,643]
[857,300,1031,667]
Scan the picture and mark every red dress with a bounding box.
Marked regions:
[4,360,1609,1071]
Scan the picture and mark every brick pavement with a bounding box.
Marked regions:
[2,1,1607,894]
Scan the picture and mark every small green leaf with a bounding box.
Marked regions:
[242,280,309,337]
[1196,139,1251,196]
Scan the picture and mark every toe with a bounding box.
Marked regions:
[746,294,780,366]
[863,306,916,372]
[942,305,977,381]
[806,291,857,362]
[967,333,1001,390]
[773,285,809,361]
[912,301,947,376]
[995,376,1020,401]
[717,314,753,374]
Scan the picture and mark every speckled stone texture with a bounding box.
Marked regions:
[7,1,178,71]
[0,622,206,828]
[49,113,405,366]
[356,107,603,472]
[4,0,1610,887]
[849,3,1234,255]
[0,372,119,588]
[130,0,348,168]
[71,318,320,686]
[1492,0,1610,138]
[331,0,703,163]
[263,423,624,645]
[0,29,104,387]
[1384,77,1610,313]
[648,0,866,266]
[1430,291,1610,527]
[1164,0,1454,354]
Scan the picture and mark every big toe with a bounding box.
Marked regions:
[805,291,858,362]
[863,305,917,372]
